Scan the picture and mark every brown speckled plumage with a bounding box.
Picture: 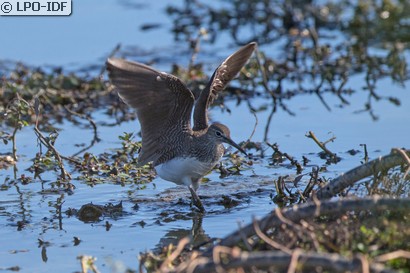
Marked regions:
[106,42,256,211]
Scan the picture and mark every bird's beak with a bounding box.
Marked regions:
[223,137,247,156]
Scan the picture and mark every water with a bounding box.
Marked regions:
[1,1,409,272]
[1,86,408,271]
[1,0,177,68]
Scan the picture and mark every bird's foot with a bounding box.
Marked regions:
[188,186,205,213]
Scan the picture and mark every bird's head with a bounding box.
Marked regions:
[208,123,246,155]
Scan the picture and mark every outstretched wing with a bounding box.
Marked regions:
[193,42,256,131]
[106,58,195,165]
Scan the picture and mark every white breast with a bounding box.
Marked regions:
[154,157,217,186]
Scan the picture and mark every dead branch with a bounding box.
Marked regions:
[170,249,393,273]
[316,149,410,199]
[306,131,337,160]
[208,197,410,252]
[374,250,410,263]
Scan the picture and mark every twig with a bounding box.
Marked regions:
[275,208,321,251]
[9,94,29,161]
[306,131,337,160]
[160,237,190,272]
[78,255,100,273]
[374,250,410,263]
[11,126,18,161]
[63,105,101,157]
[64,105,99,142]
[391,148,410,179]
[283,152,303,173]
[287,249,302,273]
[361,143,369,163]
[241,111,258,151]
[34,98,80,167]
[237,221,252,251]
[182,255,208,273]
[302,167,320,198]
[316,149,410,199]
[274,176,286,197]
[266,142,302,172]
[212,246,239,273]
[252,217,291,254]
[34,126,72,180]
[358,254,371,273]
[300,219,321,251]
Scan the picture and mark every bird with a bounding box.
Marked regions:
[106,42,256,212]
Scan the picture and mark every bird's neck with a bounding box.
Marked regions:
[190,133,225,163]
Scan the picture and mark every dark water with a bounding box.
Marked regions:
[1,0,409,272]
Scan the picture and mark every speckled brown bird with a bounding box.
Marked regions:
[106,42,256,212]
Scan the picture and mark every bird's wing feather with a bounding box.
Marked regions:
[193,42,256,130]
[106,58,195,165]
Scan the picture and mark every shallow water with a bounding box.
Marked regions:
[1,86,408,272]
[1,1,410,272]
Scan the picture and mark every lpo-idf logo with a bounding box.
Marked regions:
[1,0,71,15]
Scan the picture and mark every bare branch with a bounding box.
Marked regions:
[209,197,410,251]
[306,131,338,161]
[175,249,393,273]
[316,149,410,199]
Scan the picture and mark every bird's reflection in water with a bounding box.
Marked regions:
[154,213,212,253]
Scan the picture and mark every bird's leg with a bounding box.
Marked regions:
[188,185,205,212]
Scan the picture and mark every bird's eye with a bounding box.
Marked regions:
[215,131,223,137]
